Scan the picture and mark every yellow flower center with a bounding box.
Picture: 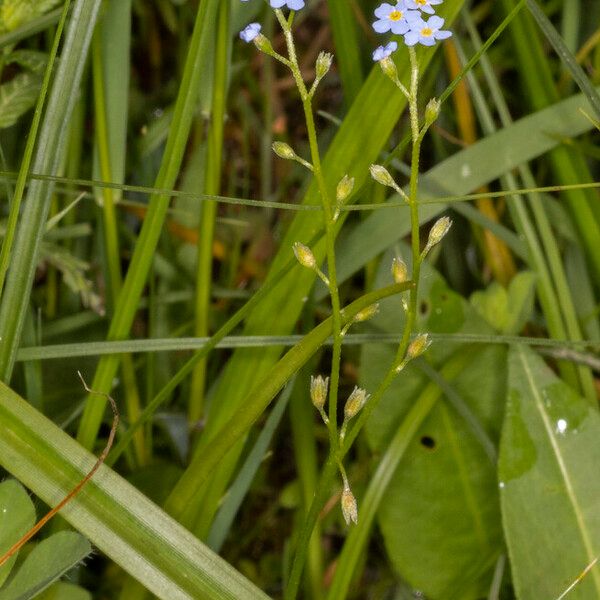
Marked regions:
[389,10,403,20]
[416,0,427,5]
[421,27,433,37]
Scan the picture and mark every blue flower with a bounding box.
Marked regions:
[240,0,305,8]
[373,2,418,35]
[268,0,305,9]
[403,15,452,46]
[240,22,262,43]
[372,41,398,61]
[404,0,442,14]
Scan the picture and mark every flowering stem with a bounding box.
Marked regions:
[275,10,344,449]
[286,49,427,599]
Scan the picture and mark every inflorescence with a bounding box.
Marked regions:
[371,0,451,60]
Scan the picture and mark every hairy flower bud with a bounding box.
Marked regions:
[272,141,297,160]
[392,258,408,284]
[336,174,355,203]
[341,484,358,525]
[315,51,333,80]
[369,164,396,188]
[426,216,452,249]
[344,386,369,420]
[293,242,316,269]
[425,98,441,124]
[310,375,329,411]
[354,304,379,323]
[380,55,399,83]
[407,333,431,360]
[253,33,275,55]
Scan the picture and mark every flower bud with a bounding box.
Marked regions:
[407,333,431,360]
[293,242,316,269]
[315,51,333,80]
[336,174,355,203]
[254,34,275,55]
[310,375,329,411]
[380,56,399,83]
[272,141,296,160]
[344,386,369,420]
[369,164,395,188]
[354,304,379,323]
[425,98,441,124]
[392,258,408,284]
[426,216,452,249]
[341,484,358,525]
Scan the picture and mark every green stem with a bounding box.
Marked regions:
[275,9,344,449]
[286,48,426,599]
[162,283,410,523]
[189,0,229,424]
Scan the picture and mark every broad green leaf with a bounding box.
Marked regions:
[0,381,270,600]
[361,250,505,598]
[0,531,90,600]
[499,345,600,599]
[0,72,42,129]
[0,480,35,587]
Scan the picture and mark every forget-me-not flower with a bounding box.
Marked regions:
[240,0,305,7]
[271,0,305,8]
[240,22,262,43]
[403,15,452,46]
[372,2,418,35]
[404,0,443,14]
[372,41,398,61]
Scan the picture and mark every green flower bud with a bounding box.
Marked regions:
[272,141,297,160]
[336,174,355,203]
[310,375,329,411]
[428,216,452,246]
[369,164,395,188]
[344,386,369,420]
[380,56,399,84]
[407,333,431,360]
[354,304,379,323]
[392,258,408,284]
[315,51,333,80]
[341,484,358,525]
[293,242,316,269]
[425,98,441,124]
[253,33,275,55]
